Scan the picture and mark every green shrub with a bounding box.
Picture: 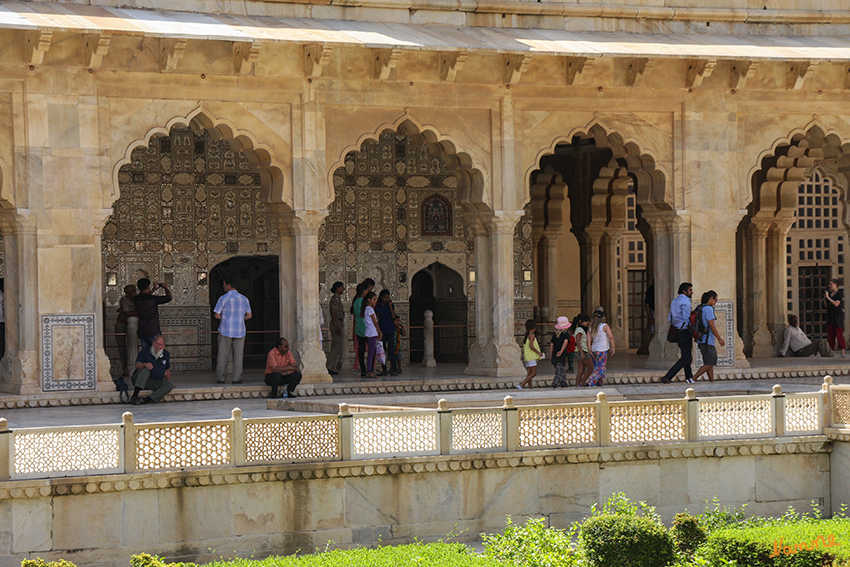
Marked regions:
[130,554,198,567]
[21,560,77,567]
[702,517,850,567]
[481,517,578,567]
[199,542,500,567]
[579,514,675,567]
[671,513,707,557]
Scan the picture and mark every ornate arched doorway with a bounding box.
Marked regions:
[103,124,281,374]
[410,262,468,363]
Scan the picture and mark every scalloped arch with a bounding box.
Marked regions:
[111,107,288,208]
[748,121,850,224]
[327,112,489,214]
[526,118,668,211]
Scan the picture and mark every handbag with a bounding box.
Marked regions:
[666,324,680,343]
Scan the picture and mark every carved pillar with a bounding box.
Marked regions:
[467,218,492,372]
[767,220,795,351]
[747,220,773,357]
[642,212,676,369]
[0,211,39,394]
[581,228,604,315]
[290,209,331,384]
[465,212,525,377]
[600,228,626,348]
[537,232,558,322]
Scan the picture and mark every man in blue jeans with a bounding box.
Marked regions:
[661,282,694,384]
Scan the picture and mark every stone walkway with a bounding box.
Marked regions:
[1,372,844,429]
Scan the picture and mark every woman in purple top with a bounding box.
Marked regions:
[375,289,398,376]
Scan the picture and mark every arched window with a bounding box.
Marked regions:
[421,193,453,236]
[786,170,844,339]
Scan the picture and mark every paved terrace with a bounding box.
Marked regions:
[1,368,848,429]
[0,352,848,410]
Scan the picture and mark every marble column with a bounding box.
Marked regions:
[467,218,493,372]
[581,228,604,315]
[746,220,773,357]
[290,210,332,384]
[642,211,676,369]
[465,212,525,378]
[275,212,297,348]
[537,232,558,322]
[0,211,39,394]
[600,228,626,348]
[767,220,794,351]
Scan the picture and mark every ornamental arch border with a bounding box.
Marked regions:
[326,112,490,216]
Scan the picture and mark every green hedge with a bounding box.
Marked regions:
[703,518,850,566]
[199,543,500,567]
[579,514,675,567]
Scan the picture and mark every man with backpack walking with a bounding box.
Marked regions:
[691,290,726,383]
[661,282,695,384]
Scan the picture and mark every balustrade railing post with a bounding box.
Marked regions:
[338,403,352,461]
[685,388,699,441]
[232,408,245,466]
[822,375,833,429]
[597,392,610,446]
[422,310,436,367]
[772,385,786,437]
[0,418,10,480]
[122,412,136,474]
[503,395,518,451]
[436,399,452,455]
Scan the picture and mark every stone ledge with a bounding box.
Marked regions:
[0,364,839,409]
[0,435,829,501]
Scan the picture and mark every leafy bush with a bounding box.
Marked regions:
[579,514,675,567]
[481,516,577,567]
[671,513,707,557]
[21,560,77,567]
[131,554,198,567]
[702,518,850,566]
[199,542,499,567]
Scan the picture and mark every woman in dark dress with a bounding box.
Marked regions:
[375,289,398,375]
[824,278,846,358]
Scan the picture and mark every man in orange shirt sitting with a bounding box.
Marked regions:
[265,337,302,398]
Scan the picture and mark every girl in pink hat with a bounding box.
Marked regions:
[550,316,572,388]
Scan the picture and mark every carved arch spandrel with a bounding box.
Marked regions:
[749,123,850,226]
[522,114,673,212]
[326,110,491,215]
[525,118,670,215]
[109,103,292,210]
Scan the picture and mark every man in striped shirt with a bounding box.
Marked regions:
[214,274,252,384]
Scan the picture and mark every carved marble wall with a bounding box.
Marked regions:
[101,126,279,372]
[321,132,534,357]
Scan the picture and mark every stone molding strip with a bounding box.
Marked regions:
[0,435,830,501]
[0,365,841,409]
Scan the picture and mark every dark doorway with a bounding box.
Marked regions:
[209,256,279,368]
[409,262,468,363]
[798,265,831,340]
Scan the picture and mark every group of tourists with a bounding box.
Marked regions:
[519,307,616,389]
[325,278,406,379]
[516,276,846,390]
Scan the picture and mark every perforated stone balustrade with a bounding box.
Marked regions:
[0,376,840,480]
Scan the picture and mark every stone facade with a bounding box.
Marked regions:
[0,0,848,391]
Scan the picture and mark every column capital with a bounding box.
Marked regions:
[269,207,328,236]
[467,210,525,236]
[0,209,37,234]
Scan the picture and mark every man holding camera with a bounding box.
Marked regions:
[133,278,172,351]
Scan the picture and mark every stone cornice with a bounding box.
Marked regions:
[0,435,830,500]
